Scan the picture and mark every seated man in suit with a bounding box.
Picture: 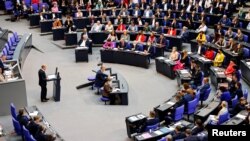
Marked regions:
[184,129,200,141]
[197,77,210,100]
[143,6,153,18]
[172,125,186,140]
[17,108,30,127]
[217,86,231,104]
[78,35,90,48]
[191,119,205,135]
[191,65,203,88]
[94,65,109,89]
[34,125,56,141]
[179,26,189,42]
[132,6,141,17]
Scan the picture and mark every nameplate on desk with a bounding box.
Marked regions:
[217,72,225,75]
[47,74,56,80]
[137,114,146,119]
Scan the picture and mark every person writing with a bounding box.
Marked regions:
[38,65,49,102]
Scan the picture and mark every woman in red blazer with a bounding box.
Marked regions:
[167,27,177,36]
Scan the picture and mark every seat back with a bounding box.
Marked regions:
[206,17,210,23]
[145,123,159,132]
[187,98,198,114]
[31,3,38,11]
[12,117,22,135]
[23,126,31,141]
[231,95,238,108]
[5,1,13,11]
[157,137,166,141]
[206,35,210,42]
[239,22,243,28]
[2,48,8,56]
[243,48,249,59]
[10,103,17,120]
[174,105,184,121]
[29,135,37,141]
[195,90,200,102]
[243,89,248,99]
[201,88,211,101]
[218,111,230,125]
[243,35,248,42]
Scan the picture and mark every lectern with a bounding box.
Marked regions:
[47,68,61,102]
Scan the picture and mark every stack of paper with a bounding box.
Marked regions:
[154,130,163,135]
[141,133,152,138]
[137,114,146,119]
[236,114,246,120]
[167,101,175,105]
[47,74,56,80]
[29,111,38,117]
[128,116,138,122]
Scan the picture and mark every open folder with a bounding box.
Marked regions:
[47,74,56,80]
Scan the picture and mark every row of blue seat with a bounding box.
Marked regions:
[1,32,20,60]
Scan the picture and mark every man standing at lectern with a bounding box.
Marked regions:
[38,65,49,102]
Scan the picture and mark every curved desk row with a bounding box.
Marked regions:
[100,49,150,69]
[0,60,27,116]
[0,29,8,52]
[240,60,250,86]
[25,106,64,141]
[12,33,33,69]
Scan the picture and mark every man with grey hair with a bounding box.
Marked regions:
[91,20,102,32]
[179,26,189,42]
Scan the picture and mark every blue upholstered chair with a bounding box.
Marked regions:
[200,88,211,106]
[5,1,13,11]
[173,105,184,121]
[209,111,230,125]
[12,117,22,135]
[243,89,248,99]
[186,98,198,120]
[2,48,13,60]
[10,103,17,120]
[231,95,238,109]
[157,137,166,141]
[145,123,159,132]
[100,96,110,105]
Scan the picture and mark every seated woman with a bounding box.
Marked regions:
[106,30,117,42]
[116,21,126,32]
[215,36,226,48]
[204,47,214,60]
[169,47,179,61]
[166,26,177,36]
[130,30,146,51]
[231,82,243,100]
[146,32,157,56]
[204,101,228,125]
[224,60,236,78]
[105,21,114,32]
[52,18,62,29]
[180,50,190,69]
[103,38,115,49]
[34,125,56,141]
[102,77,112,98]
[213,49,225,67]
[75,9,83,18]
[145,111,159,127]
[196,31,207,44]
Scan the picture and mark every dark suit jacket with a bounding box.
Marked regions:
[191,126,204,135]
[172,131,186,140]
[78,39,91,47]
[27,121,40,136]
[184,135,200,141]
[95,70,108,87]
[64,20,74,32]
[38,69,47,87]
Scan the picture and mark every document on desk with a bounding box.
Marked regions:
[246,62,250,66]
[29,111,38,117]
[167,101,175,106]
[217,72,225,75]
[236,114,246,120]
[47,74,56,80]
[180,70,189,74]
[160,127,172,133]
[154,130,163,135]
[128,116,138,122]
[137,114,146,119]
[141,133,152,138]
[112,88,120,92]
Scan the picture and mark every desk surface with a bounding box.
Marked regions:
[195,98,220,119]
[100,49,150,69]
[24,106,64,141]
[210,67,226,78]
[222,110,248,125]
